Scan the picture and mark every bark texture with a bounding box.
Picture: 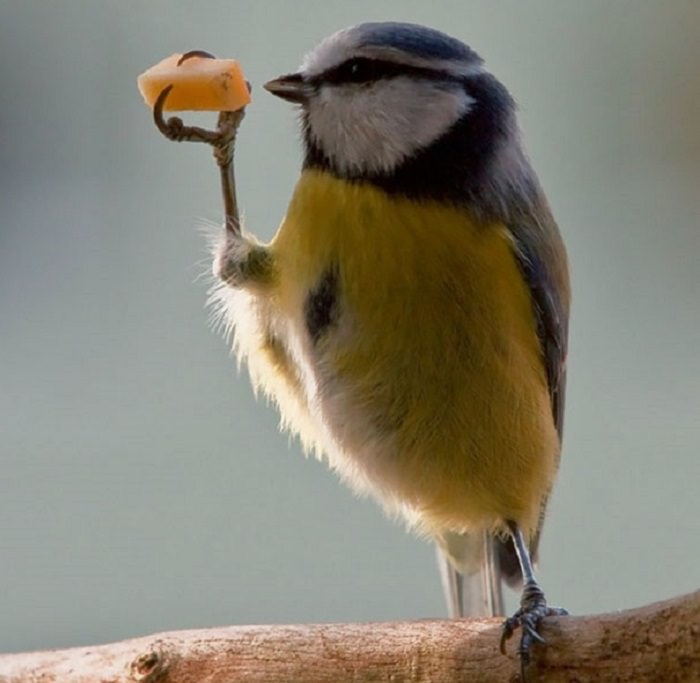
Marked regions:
[1,590,698,682]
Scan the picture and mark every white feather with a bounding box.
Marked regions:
[301,25,484,80]
[306,78,473,176]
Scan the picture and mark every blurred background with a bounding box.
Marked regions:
[1,0,698,653]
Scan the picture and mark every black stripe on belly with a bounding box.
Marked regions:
[304,268,339,343]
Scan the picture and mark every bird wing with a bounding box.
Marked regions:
[509,212,570,439]
[496,209,570,583]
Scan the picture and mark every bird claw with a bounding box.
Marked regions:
[148,49,248,236]
[150,49,247,150]
[177,49,216,65]
[152,83,245,149]
[500,585,568,678]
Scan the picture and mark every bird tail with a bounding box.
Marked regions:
[435,531,506,617]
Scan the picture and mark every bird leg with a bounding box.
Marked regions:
[500,520,568,678]
[151,50,247,237]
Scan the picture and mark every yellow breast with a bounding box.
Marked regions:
[266,169,558,538]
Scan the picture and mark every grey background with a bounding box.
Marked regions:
[1,0,698,653]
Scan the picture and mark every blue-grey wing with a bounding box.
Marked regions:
[509,215,570,438]
[497,204,570,585]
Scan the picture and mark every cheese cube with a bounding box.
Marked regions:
[137,53,250,112]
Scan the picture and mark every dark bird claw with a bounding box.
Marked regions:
[500,581,568,678]
[149,52,247,236]
[177,49,216,65]
[152,82,245,148]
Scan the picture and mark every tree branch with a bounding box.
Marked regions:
[1,590,698,682]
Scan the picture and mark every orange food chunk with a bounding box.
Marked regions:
[137,53,250,112]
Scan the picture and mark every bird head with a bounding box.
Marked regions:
[265,22,533,217]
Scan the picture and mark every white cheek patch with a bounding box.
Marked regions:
[306,79,474,176]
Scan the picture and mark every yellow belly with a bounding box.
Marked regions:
[258,170,559,539]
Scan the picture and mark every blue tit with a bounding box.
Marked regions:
[210,21,570,664]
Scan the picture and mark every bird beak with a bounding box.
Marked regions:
[263,72,309,104]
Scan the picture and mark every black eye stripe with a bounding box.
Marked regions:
[315,57,464,86]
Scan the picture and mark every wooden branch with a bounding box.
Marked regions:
[1,590,698,682]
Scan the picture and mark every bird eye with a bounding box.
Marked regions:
[321,58,403,86]
[349,60,364,77]
[339,58,378,83]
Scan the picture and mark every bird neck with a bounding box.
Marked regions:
[301,72,540,224]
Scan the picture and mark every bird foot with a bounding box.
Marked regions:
[149,49,250,235]
[500,581,568,677]
[151,51,247,151]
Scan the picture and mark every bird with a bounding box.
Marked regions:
[208,21,570,669]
